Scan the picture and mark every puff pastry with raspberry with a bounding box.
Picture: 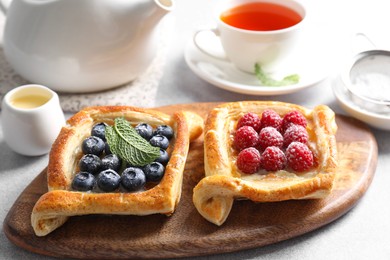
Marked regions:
[193,101,337,226]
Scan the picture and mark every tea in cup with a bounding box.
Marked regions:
[1,85,66,156]
[193,0,306,74]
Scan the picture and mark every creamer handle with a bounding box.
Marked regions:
[0,0,12,14]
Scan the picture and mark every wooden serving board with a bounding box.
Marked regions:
[3,102,378,259]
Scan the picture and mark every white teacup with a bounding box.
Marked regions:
[1,85,66,156]
[194,0,306,74]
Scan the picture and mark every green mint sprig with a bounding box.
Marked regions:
[105,117,160,166]
[255,63,300,86]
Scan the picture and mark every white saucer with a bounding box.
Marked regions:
[185,28,334,96]
[332,77,390,131]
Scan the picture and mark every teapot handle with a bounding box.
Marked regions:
[0,0,12,14]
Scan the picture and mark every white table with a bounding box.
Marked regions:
[1,0,390,259]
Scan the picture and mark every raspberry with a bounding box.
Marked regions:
[236,147,261,174]
[258,127,283,151]
[237,112,261,132]
[285,142,314,172]
[281,110,307,133]
[260,109,282,131]
[283,124,308,147]
[261,146,286,171]
[233,126,259,151]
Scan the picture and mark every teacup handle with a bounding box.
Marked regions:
[193,28,228,61]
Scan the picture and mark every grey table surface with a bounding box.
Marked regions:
[1,0,390,259]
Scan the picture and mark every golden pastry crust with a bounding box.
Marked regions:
[193,101,338,226]
[31,106,203,236]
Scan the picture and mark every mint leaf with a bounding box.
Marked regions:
[255,63,299,86]
[105,125,119,155]
[106,118,160,166]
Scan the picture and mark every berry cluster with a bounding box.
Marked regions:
[71,122,173,192]
[233,110,314,174]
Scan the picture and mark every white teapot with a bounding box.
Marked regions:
[0,0,174,93]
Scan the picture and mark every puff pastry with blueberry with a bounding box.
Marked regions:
[31,106,203,236]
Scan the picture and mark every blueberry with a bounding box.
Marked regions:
[101,154,122,172]
[105,142,111,155]
[144,162,165,182]
[149,134,169,149]
[155,148,169,165]
[96,169,121,192]
[79,154,102,174]
[121,167,146,191]
[154,125,174,140]
[91,122,107,141]
[72,172,95,191]
[135,123,153,140]
[82,136,105,156]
